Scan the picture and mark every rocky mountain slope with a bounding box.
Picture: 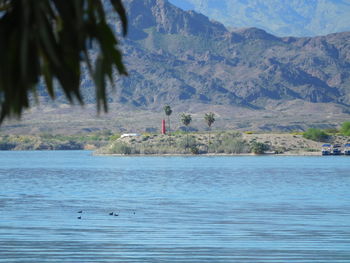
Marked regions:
[98,0,350,110]
[2,0,350,134]
[169,0,350,37]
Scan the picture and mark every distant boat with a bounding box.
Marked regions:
[332,144,342,155]
[322,144,331,155]
[344,144,350,155]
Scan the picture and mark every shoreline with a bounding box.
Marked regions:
[3,132,349,156]
[97,132,350,157]
[93,151,323,157]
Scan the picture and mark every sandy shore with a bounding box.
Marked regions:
[94,151,322,157]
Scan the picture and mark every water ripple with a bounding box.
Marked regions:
[0,152,349,262]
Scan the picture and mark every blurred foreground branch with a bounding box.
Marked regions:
[0,0,128,123]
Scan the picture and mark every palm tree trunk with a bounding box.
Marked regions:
[168,116,171,136]
[168,115,171,139]
[186,126,189,149]
[208,129,211,153]
[166,115,170,146]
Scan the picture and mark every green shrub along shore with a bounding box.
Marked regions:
[1,122,350,154]
[96,129,350,155]
[97,131,261,155]
[96,121,350,155]
[0,131,114,150]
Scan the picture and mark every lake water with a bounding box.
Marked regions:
[0,151,349,262]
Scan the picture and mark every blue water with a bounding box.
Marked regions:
[0,151,349,262]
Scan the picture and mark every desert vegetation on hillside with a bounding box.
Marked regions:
[303,128,330,142]
[98,121,350,155]
[0,131,113,150]
[97,131,253,155]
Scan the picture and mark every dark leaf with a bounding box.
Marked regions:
[110,0,128,36]
[0,0,128,124]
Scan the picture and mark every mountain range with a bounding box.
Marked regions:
[168,0,350,37]
[2,0,350,134]
[103,0,350,109]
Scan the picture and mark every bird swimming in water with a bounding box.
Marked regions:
[77,216,82,219]
[77,210,83,213]
[109,212,114,215]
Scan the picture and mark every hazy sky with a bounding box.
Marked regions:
[168,0,350,36]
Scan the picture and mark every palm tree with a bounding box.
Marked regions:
[181,113,192,148]
[163,105,172,135]
[204,112,215,152]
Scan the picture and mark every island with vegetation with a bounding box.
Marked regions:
[95,131,349,156]
[1,119,350,155]
[95,120,350,156]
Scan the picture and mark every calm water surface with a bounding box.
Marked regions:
[0,151,349,262]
